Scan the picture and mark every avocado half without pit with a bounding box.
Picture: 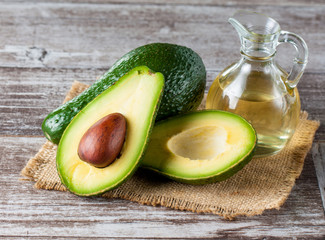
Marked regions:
[56,66,164,196]
[141,110,257,184]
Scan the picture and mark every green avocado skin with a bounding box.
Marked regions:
[42,43,206,144]
[142,146,256,185]
[56,66,165,196]
[140,110,257,185]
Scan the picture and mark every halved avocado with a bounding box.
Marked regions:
[141,110,257,184]
[57,66,164,196]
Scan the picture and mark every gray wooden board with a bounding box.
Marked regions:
[313,142,325,214]
[0,2,324,72]
[1,136,325,238]
[1,0,325,6]
[0,0,325,238]
[1,68,324,139]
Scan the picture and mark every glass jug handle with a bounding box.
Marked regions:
[278,31,308,89]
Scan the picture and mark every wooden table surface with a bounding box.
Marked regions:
[1,0,325,239]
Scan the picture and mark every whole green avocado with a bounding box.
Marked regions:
[42,43,206,144]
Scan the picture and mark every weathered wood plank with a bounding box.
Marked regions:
[0,2,323,72]
[0,1,324,238]
[0,67,324,140]
[1,0,325,6]
[313,142,325,214]
[0,136,325,238]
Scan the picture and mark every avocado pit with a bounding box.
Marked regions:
[78,112,127,168]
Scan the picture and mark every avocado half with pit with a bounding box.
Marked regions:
[141,110,257,184]
[56,66,164,196]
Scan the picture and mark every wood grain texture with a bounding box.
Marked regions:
[1,68,324,139]
[0,2,324,72]
[1,136,325,238]
[313,142,325,213]
[1,0,325,6]
[0,0,324,238]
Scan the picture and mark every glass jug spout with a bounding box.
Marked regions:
[229,10,308,89]
[229,10,281,59]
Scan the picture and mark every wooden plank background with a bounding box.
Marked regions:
[0,0,324,238]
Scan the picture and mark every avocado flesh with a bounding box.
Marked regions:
[141,110,256,184]
[57,66,164,196]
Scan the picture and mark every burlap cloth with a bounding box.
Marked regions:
[21,81,320,219]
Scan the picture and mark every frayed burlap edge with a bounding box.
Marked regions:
[21,81,320,219]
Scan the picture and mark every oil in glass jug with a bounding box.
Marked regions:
[206,11,308,157]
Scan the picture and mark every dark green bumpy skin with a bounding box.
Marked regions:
[42,43,206,144]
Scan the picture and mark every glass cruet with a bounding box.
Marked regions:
[206,11,308,157]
